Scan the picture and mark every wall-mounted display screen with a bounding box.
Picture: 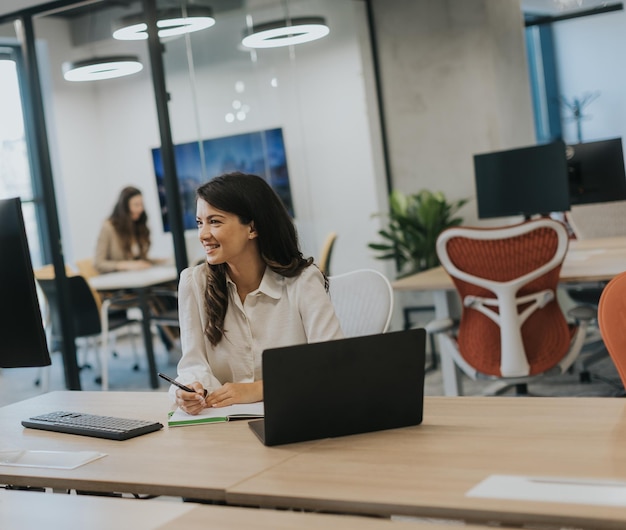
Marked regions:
[152,127,293,231]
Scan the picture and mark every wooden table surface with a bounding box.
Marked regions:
[392,235,626,292]
[228,396,626,529]
[0,391,313,500]
[5,392,626,529]
[88,265,178,291]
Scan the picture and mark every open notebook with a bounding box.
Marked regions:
[168,402,264,427]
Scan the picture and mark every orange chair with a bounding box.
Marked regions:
[598,271,626,388]
[431,218,593,393]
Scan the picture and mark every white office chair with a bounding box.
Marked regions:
[328,269,393,337]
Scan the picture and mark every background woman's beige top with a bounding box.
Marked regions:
[94,219,148,273]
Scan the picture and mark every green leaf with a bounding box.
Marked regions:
[368,188,470,275]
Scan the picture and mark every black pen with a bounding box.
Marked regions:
[158,372,206,396]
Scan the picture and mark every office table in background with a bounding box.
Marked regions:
[3,392,626,529]
[89,266,178,388]
[392,235,626,395]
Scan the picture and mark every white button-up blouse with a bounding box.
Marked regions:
[170,263,343,399]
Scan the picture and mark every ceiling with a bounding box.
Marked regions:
[521,0,621,15]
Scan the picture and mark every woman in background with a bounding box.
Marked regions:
[94,186,153,274]
[172,172,343,414]
[94,185,178,356]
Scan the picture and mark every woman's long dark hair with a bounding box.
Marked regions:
[109,186,150,258]
[198,172,313,346]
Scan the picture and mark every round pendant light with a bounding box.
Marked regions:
[62,56,143,82]
[242,16,329,49]
[112,6,215,41]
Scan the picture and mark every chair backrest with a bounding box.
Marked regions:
[36,264,104,313]
[328,269,393,338]
[598,271,626,387]
[567,200,626,239]
[37,275,102,340]
[436,218,572,378]
[318,232,338,276]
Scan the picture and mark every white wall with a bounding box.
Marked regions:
[372,0,536,226]
[552,9,626,144]
[31,15,165,266]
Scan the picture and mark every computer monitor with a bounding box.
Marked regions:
[0,197,51,368]
[566,138,626,205]
[474,141,571,219]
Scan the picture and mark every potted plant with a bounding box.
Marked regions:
[369,189,468,277]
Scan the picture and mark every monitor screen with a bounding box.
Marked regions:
[566,138,626,205]
[152,127,294,232]
[474,141,570,219]
[0,197,51,368]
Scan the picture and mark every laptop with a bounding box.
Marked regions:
[248,328,426,446]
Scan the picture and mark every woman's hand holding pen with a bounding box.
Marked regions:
[205,381,263,408]
[175,381,208,415]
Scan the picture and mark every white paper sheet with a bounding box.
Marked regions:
[467,474,626,507]
[0,450,106,469]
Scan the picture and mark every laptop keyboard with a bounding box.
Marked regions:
[22,411,163,441]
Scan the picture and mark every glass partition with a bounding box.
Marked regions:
[2,0,386,277]
[159,0,387,271]
[29,1,176,268]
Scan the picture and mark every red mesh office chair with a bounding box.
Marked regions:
[598,270,626,389]
[433,218,593,391]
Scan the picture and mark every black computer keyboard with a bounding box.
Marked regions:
[22,411,164,441]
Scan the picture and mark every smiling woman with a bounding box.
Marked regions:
[169,172,343,415]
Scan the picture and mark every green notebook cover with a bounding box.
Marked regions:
[168,402,264,427]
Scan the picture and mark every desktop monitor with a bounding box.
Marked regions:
[566,138,626,205]
[474,141,571,219]
[0,197,51,368]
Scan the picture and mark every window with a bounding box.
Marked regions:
[0,45,46,267]
[525,23,562,144]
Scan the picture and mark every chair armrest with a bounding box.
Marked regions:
[425,317,457,335]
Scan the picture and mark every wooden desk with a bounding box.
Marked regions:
[392,236,626,395]
[88,266,179,292]
[228,396,626,530]
[393,236,626,293]
[89,266,178,388]
[4,392,625,529]
[0,490,498,530]
[0,391,311,500]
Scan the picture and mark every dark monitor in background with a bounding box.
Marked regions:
[474,141,571,220]
[566,138,626,205]
[0,197,51,368]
